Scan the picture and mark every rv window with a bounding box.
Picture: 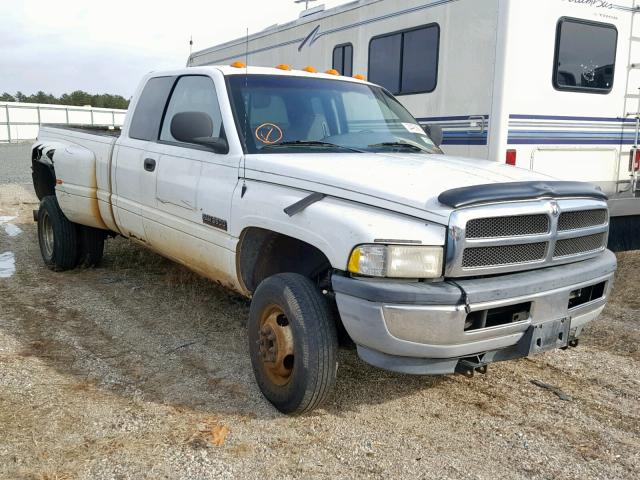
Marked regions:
[332,44,353,77]
[368,24,439,95]
[553,18,617,93]
[129,76,175,141]
[369,35,402,93]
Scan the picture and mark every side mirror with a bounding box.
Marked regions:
[171,111,213,142]
[425,124,444,147]
[170,111,228,153]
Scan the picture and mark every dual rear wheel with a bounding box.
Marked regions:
[37,195,106,271]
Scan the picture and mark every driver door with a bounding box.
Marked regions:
[142,74,239,268]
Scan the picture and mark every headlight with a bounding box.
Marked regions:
[348,244,443,278]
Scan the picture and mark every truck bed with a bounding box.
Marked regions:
[35,124,121,233]
[40,124,121,138]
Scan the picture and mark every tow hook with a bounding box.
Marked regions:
[455,358,488,378]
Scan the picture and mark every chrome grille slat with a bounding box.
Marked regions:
[466,214,549,238]
[445,199,610,277]
[558,209,608,231]
[554,233,607,258]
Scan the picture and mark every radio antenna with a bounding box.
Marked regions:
[294,0,318,9]
[241,27,249,198]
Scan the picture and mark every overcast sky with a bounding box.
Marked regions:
[2,0,348,99]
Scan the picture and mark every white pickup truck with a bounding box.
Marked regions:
[31,65,617,414]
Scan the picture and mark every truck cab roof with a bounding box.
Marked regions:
[148,65,371,85]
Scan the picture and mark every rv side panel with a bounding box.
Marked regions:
[190,0,500,159]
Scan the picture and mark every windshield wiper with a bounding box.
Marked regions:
[263,140,364,153]
[368,141,427,153]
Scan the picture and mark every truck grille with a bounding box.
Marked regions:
[558,209,608,231]
[466,214,549,238]
[446,200,609,277]
[462,242,548,268]
[554,233,607,258]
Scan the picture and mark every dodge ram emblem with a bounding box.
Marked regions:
[549,201,560,217]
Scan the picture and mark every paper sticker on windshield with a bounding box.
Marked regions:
[255,123,283,144]
[402,123,425,135]
[420,136,435,146]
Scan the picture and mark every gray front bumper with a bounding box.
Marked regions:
[332,250,617,374]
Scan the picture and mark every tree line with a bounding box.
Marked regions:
[0,90,129,109]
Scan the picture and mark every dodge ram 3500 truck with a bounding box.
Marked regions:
[31,65,617,414]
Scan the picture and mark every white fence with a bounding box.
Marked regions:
[0,101,127,142]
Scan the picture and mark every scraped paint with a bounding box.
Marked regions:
[0,252,16,278]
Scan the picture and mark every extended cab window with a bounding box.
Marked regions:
[368,24,439,95]
[129,76,175,141]
[553,18,617,93]
[332,43,353,77]
[160,75,224,145]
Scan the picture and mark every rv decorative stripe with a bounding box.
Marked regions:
[509,114,635,123]
[508,113,638,146]
[419,115,489,122]
[306,0,460,48]
[193,0,461,64]
[508,139,635,145]
[418,115,490,146]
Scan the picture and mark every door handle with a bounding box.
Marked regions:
[143,158,156,172]
[468,115,486,134]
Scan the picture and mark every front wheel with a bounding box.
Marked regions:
[248,273,338,414]
[37,195,78,271]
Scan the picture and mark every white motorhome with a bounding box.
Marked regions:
[189,0,640,249]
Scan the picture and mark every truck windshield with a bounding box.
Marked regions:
[227,75,441,154]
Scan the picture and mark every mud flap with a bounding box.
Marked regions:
[520,317,571,356]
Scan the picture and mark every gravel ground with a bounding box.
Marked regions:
[0,150,638,479]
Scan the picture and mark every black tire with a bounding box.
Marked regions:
[248,273,338,414]
[37,195,78,271]
[77,225,105,267]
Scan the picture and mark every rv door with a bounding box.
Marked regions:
[624,3,640,200]
[528,12,628,200]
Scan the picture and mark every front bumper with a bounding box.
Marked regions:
[332,250,617,375]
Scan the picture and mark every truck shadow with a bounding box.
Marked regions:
[2,226,444,419]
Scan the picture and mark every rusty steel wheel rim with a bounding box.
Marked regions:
[258,304,295,386]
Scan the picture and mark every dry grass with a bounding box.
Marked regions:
[581,250,640,360]
[608,250,640,309]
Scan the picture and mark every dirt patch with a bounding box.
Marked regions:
[0,183,638,479]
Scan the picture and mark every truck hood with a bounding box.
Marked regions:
[244,152,554,223]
